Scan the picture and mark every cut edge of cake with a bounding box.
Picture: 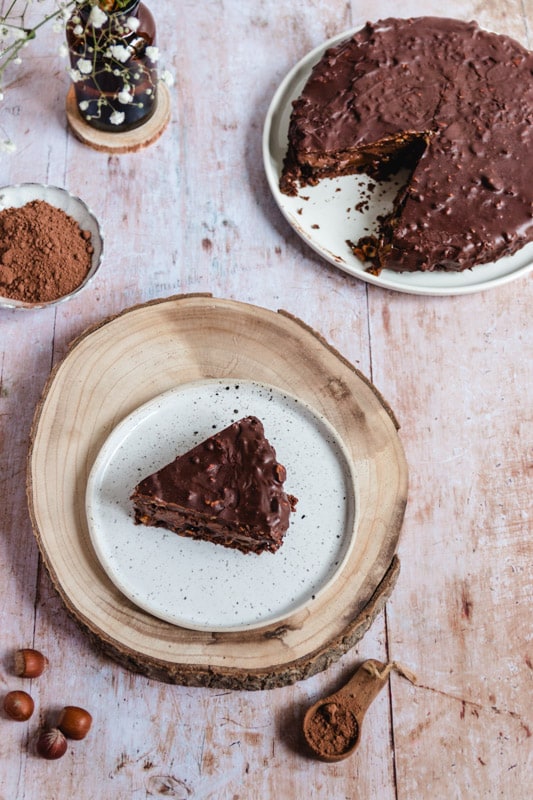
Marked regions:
[280,114,434,275]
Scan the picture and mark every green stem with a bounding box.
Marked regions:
[1,0,21,21]
[0,1,77,84]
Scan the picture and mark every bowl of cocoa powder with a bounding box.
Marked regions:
[0,183,103,310]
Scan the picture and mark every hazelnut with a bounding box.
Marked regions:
[14,648,48,678]
[57,705,92,740]
[274,463,287,483]
[36,728,68,760]
[3,690,34,721]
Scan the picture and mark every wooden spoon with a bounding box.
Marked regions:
[302,659,389,762]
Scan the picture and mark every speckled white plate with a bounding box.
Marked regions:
[263,27,533,296]
[86,379,357,632]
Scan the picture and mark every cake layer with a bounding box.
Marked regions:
[133,502,284,554]
[280,17,533,273]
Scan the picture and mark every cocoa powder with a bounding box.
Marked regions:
[305,702,359,757]
[0,200,94,304]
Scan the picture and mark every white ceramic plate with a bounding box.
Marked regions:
[86,379,357,632]
[263,28,533,296]
[0,183,103,310]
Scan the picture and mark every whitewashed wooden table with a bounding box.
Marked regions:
[1,1,531,797]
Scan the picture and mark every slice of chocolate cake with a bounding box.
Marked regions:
[280,17,533,273]
[131,416,297,555]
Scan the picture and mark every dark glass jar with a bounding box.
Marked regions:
[66,0,158,132]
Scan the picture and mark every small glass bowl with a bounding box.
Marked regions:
[0,183,103,310]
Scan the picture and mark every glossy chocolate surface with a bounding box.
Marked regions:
[131,416,297,554]
[281,17,533,272]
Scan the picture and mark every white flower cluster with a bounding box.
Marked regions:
[0,138,16,153]
[87,5,108,29]
[109,109,125,125]
[145,45,159,63]
[0,1,176,140]
[106,43,131,62]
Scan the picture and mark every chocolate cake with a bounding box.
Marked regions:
[131,416,297,555]
[280,17,533,273]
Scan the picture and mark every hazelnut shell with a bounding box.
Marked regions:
[14,648,48,678]
[36,728,68,760]
[57,705,93,740]
[3,690,34,721]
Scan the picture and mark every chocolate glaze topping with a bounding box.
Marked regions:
[280,17,533,272]
[131,416,297,555]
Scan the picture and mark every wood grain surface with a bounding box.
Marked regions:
[0,1,531,798]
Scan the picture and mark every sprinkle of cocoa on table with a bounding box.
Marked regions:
[305,702,359,757]
[0,200,94,304]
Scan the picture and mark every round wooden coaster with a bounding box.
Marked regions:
[65,82,171,153]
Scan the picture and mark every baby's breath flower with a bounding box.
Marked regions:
[76,57,92,74]
[109,110,125,126]
[88,6,108,29]
[160,69,174,87]
[145,45,159,63]
[0,0,162,134]
[106,43,131,63]
[0,139,16,153]
[117,86,133,104]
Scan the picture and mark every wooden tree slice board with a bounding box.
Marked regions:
[27,295,408,689]
[65,82,171,153]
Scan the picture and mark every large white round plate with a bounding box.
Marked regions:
[86,379,357,632]
[263,28,533,296]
